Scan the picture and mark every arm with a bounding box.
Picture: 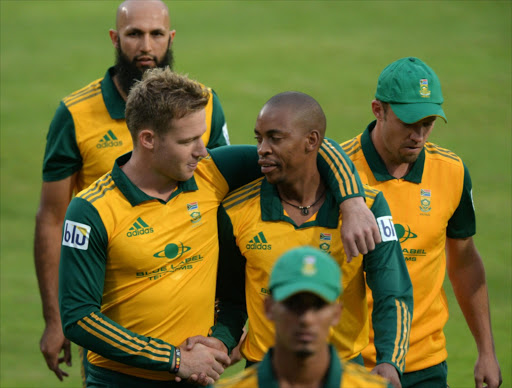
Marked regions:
[205,90,230,148]
[34,177,76,381]
[319,139,381,258]
[210,205,248,353]
[59,197,229,379]
[364,190,413,383]
[446,237,502,388]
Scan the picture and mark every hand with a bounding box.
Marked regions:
[39,322,71,381]
[371,363,401,388]
[174,337,230,386]
[339,197,381,261]
[230,327,247,365]
[474,353,502,388]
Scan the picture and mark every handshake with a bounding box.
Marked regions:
[174,334,244,386]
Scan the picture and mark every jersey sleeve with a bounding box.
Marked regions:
[205,89,230,148]
[210,140,364,201]
[447,162,476,238]
[318,138,365,202]
[363,191,413,375]
[59,198,175,373]
[209,205,248,353]
[42,101,82,181]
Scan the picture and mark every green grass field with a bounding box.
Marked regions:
[1,1,510,387]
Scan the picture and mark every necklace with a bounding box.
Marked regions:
[279,190,326,216]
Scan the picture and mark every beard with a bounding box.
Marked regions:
[114,39,174,96]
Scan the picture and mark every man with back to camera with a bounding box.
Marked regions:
[34,0,230,381]
[214,246,394,388]
[341,57,502,388]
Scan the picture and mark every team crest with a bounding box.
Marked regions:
[419,79,431,98]
[319,233,331,252]
[302,256,317,276]
[187,202,202,225]
[419,188,431,213]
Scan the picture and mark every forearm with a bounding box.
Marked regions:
[63,311,175,372]
[448,254,495,355]
[34,212,65,325]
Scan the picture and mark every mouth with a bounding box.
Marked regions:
[258,159,278,174]
[135,56,156,67]
[294,331,315,343]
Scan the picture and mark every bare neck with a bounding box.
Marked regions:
[272,346,330,388]
[121,151,178,201]
[112,73,128,101]
[370,124,412,179]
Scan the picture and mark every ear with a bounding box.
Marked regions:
[109,29,119,48]
[138,129,156,151]
[330,301,342,327]
[169,29,176,44]
[371,100,383,120]
[264,297,275,321]
[305,130,321,152]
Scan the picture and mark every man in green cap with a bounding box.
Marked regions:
[214,246,393,388]
[341,57,502,388]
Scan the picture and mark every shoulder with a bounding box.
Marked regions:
[424,142,463,167]
[341,360,391,387]
[215,364,259,387]
[75,172,117,207]
[222,177,264,212]
[340,133,364,159]
[62,77,104,110]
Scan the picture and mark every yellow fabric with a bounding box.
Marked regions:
[65,78,214,193]
[224,182,377,363]
[343,134,465,372]
[80,155,228,380]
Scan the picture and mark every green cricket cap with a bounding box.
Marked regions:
[269,246,342,302]
[375,57,447,124]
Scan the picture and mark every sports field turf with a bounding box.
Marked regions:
[1,1,510,387]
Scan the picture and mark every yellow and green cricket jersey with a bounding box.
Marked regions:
[218,178,412,374]
[341,122,475,373]
[214,345,393,388]
[42,67,229,193]
[59,140,366,381]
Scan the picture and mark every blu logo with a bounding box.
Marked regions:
[376,216,398,242]
[62,220,91,250]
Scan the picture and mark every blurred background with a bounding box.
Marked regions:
[1,1,510,387]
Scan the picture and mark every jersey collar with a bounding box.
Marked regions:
[259,178,339,228]
[101,67,126,120]
[257,345,342,388]
[112,152,198,206]
[361,120,425,183]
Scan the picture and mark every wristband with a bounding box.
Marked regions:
[171,347,181,374]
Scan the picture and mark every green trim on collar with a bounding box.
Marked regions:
[362,121,425,183]
[259,179,339,228]
[101,67,126,120]
[258,345,342,388]
[111,152,198,206]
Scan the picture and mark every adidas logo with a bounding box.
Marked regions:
[246,231,272,250]
[96,130,123,149]
[127,217,154,237]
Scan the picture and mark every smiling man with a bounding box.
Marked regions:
[34,0,229,382]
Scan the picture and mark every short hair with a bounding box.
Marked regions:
[263,91,326,139]
[125,67,209,140]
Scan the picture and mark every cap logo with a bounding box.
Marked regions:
[301,256,317,276]
[419,79,431,98]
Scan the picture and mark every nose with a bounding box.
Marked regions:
[140,33,152,53]
[296,307,316,326]
[194,138,208,159]
[257,138,271,156]
[409,125,427,143]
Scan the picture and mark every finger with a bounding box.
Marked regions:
[373,223,382,244]
[63,340,72,366]
[355,236,369,256]
[366,230,376,252]
[342,237,358,260]
[213,350,231,366]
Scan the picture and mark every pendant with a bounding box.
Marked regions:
[300,207,309,216]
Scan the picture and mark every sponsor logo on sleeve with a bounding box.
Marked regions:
[377,215,398,242]
[62,220,91,250]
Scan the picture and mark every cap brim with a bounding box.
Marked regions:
[272,282,338,303]
[390,102,447,124]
